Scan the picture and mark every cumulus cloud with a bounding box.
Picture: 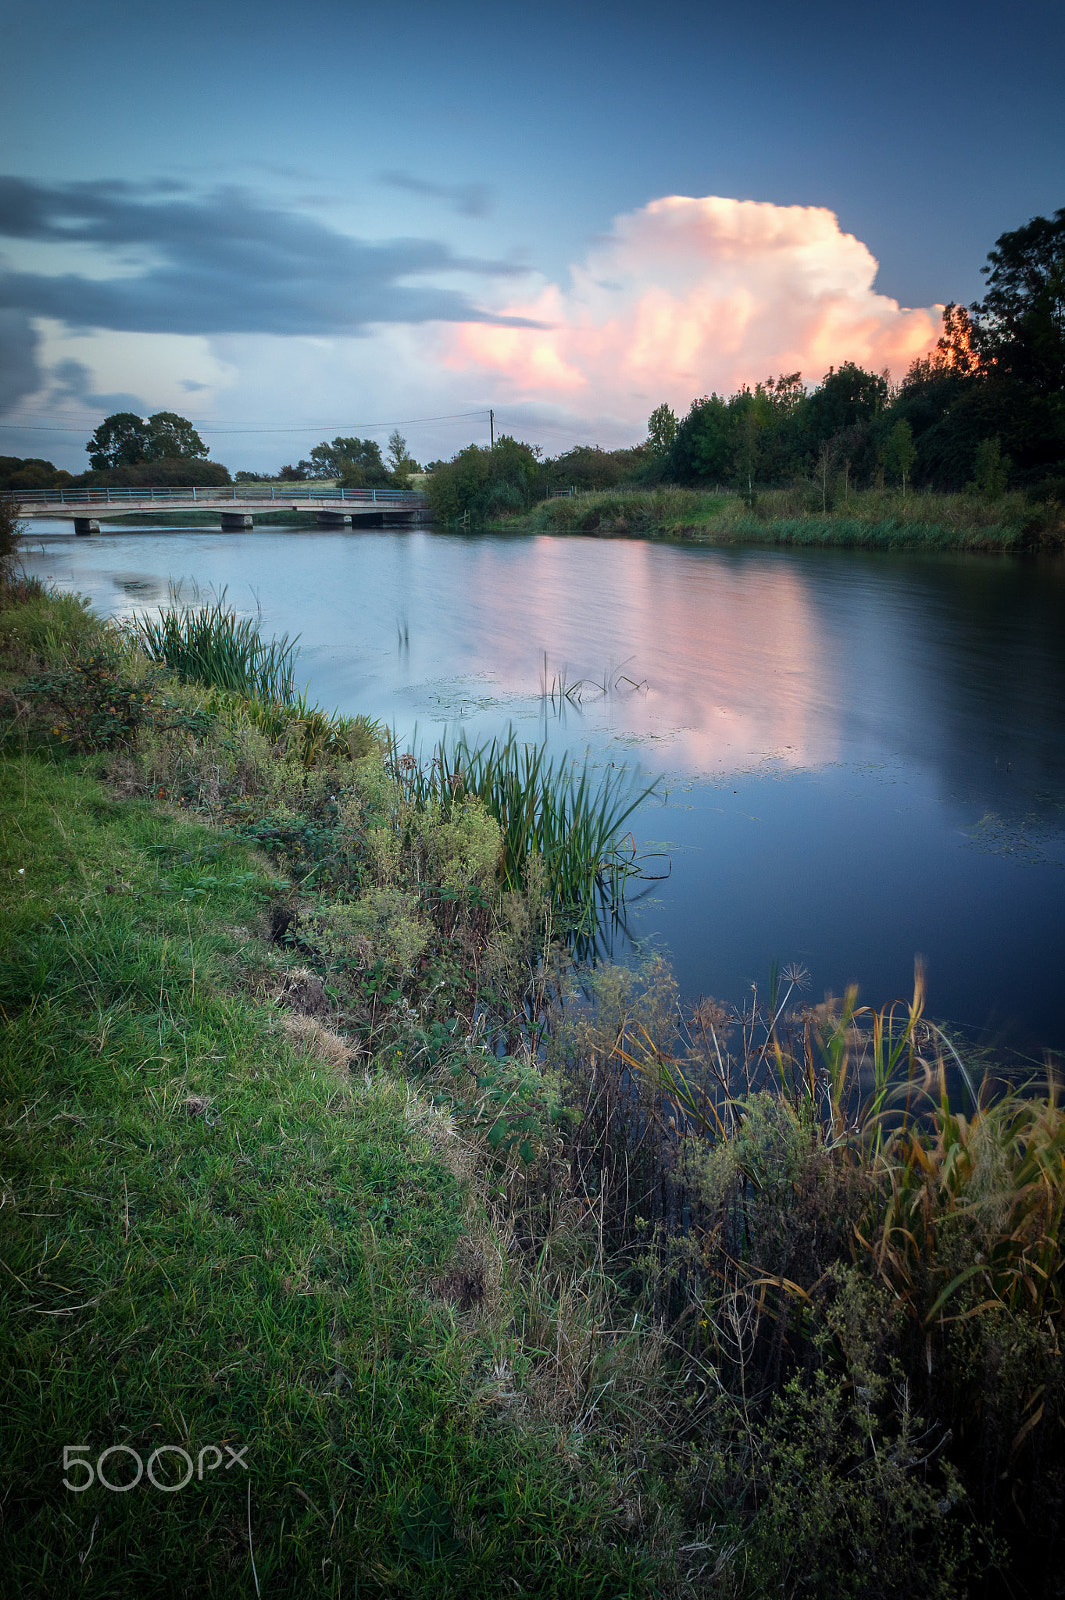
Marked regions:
[445,195,941,425]
[380,170,493,218]
[0,176,537,340]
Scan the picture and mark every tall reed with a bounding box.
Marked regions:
[391,728,658,926]
[135,588,299,703]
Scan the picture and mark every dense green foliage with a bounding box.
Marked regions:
[426,435,541,521]
[292,434,391,485]
[0,455,77,492]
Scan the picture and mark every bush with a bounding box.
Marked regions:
[0,457,73,492]
[18,649,163,752]
[426,437,540,523]
[695,1371,974,1598]
[0,494,21,573]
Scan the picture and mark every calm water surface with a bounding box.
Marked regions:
[22,522,1065,1055]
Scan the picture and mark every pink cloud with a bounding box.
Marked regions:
[444,195,941,428]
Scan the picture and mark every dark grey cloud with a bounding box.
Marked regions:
[380,170,493,219]
[0,176,538,341]
[47,358,144,415]
[0,309,42,412]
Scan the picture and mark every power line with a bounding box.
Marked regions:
[0,408,493,436]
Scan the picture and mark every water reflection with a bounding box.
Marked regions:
[20,526,1065,1050]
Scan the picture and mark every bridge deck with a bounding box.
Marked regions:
[14,487,427,518]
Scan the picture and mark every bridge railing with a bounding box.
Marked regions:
[13,486,425,506]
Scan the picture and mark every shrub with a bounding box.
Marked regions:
[693,1371,973,1598]
[305,887,429,991]
[18,649,163,751]
[77,457,231,488]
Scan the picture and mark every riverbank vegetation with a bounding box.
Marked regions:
[2,548,1064,1594]
[509,483,1057,550]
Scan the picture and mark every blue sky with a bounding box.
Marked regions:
[2,0,1062,471]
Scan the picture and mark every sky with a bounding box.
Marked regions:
[1,0,1062,473]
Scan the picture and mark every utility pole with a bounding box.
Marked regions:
[489,409,494,450]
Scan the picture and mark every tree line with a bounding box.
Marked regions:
[0,419,422,494]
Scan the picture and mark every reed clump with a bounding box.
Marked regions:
[389,728,658,929]
[135,588,299,702]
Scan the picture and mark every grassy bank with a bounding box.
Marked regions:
[0,585,673,1596]
[500,485,1064,552]
[2,573,1063,1596]
[94,510,322,528]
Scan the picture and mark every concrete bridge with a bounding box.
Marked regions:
[12,485,430,534]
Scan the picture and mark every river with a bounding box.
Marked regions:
[20,521,1065,1057]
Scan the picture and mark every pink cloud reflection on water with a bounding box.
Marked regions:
[432,536,842,777]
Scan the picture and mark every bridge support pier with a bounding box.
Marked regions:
[316,510,353,527]
[220,513,254,530]
[73,517,99,535]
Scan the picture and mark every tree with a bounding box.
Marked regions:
[144,412,208,461]
[0,456,72,491]
[969,436,1010,499]
[730,385,773,502]
[670,395,732,483]
[883,419,917,497]
[386,430,421,487]
[646,403,678,457]
[972,208,1065,391]
[0,494,22,573]
[541,445,634,492]
[764,371,806,414]
[302,436,390,485]
[86,413,151,470]
[426,436,539,523]
[86,411,210,470]
[935,302,982,377]
[816,440,834,512]
[804,364,889,449]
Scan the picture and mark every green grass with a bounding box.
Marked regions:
[0,754,662,1598]
[0,579,103,666]
[720,512,1022,551]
